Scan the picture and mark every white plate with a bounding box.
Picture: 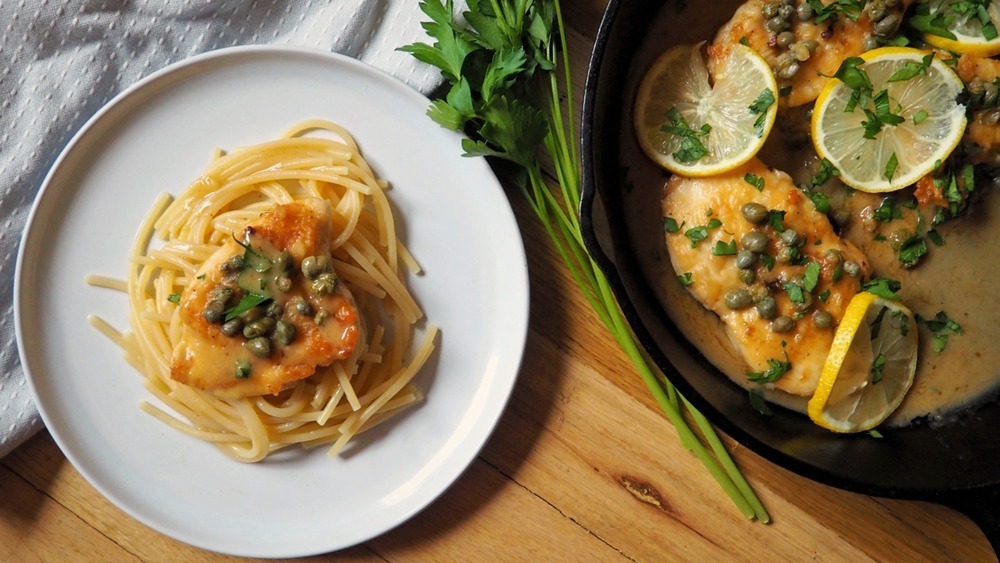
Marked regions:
[14,46,529,558]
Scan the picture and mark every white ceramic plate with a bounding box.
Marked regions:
[14,46,529,558]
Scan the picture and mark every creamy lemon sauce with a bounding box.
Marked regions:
[621,1,1000,425]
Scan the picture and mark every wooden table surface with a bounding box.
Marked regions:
[2,2,997,561]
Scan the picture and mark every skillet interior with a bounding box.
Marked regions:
[580,0,1000,548]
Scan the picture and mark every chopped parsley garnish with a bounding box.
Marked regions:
[802,261,821,292]
[870,306,889,340]
[917,311,963,353]
[807,0,864,23]
[684,218,722,247]
[760,253,776,270]
[862,277,902,301]
[664,217,681,233]
[748,88,775,138]
[712,239,738,256]
[913,109,929,124]
[870,353,887,384]
[898,234,929,268]
[663,107,711,164]
[887,53,934,83]
[767,209,786,232]
[167,293,181,304]
[868,429,885,438]
[677,272,694,286]
[811,158,841,186]
[749,389,774,416]
[235,359,251,379]
[747,354,792,383]
[224,292,271,321]
[884,152,899,182]
[744,173,765,191]
[782,281,806,304]
[927,229,945,246]
[196,274,206,280]
[873,197,903,223]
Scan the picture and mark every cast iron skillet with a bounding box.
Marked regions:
[580,0,1000,555]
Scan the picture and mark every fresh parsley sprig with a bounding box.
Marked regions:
[403,0,768,522]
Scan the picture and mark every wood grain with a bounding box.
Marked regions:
[2,2,996,561]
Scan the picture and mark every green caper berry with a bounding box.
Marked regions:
[738,268,757,284]
[220,254,244,273]
[868,0,887,21]
[863,36,881,52]
[796,2,814,20]
[777,4,794,19]
[887,228,912,250]
[766,16,789,33]
[273,320,296,345]
[203,301,226,324]
[780,228,801,246]
[789,43,811,62]
[777,31,795,47]
[824,248,844,268]
[777,62,800,80]
[801,40,819,52]
[301,256,321,279]
[775,52,795,71]
[242,306,264,322]
[874,13,900,36]
[245,337,272,358]
[771,316,795,333]
[208,285,233,305]
[742,230,770,253]
[741,202,769,225]
[312,272,338,295]
[762,1,780,19]
[776,246,796,264]
[983,108,1000,125]
[265,301,284,319]
[220,318,244,337]
[243,317,275,339]
[275,276,292,293]
[315,309,329,326]
[735,249,758,269]
[293,298,313,316]
[756,296,779,320]
[724,288,753,310]
[813,310,834,329]
[983,82,999,107]
[843,260,861,277]
[315,255,331,273]
[272,251,293,275]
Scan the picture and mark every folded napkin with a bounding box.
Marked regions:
[0,0,452,458]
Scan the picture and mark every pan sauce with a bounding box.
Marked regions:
[620,1,1000,426]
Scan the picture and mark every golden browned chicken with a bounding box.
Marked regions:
[662,158,869,396]
[171,199,361,398]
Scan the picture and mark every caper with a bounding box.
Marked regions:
[863,36,881,52]
[777,31,795,48]
[874,13,901,36]
[748,284,770,303]
[243,317,275,339]
[742,230,770,253]
[766,15,790,33]
[315,309,329,325]
[312,272,339,295]
[741,202,769,224]
[273,320,296,345]
[792,288,813,311]
[293,297,313,316]
[843,260,861,277]
[776,246,797,264]
[984,108,1000,125]
[275,275,292,293]
[984,82,999,107]
[242,306,264,322]
[272,251,293,275]
[762,1,780,19]
[735,249,758,269]
[209,285,233,305]
[778,4,794,19]
[301,256,322,279]
[203,300,226,324]
[220,254,244,273]
[771,315,795,333]
[245,337,272,358]
[780,228,801,246]
[885,0,900,7]
[220,317,244,337]
[887,228,913,250]
[775,51,796,72]
[724,288,753,310]
[813,310,834,329]
[265,301,284,319]
[790,43,811,62]
[738,268,757,284]
[867,0,887,22]
[801,40,819,53]
[777,62,800,80]
[796,2,814,20]
[824,248,844,267]
[757,296,778,320]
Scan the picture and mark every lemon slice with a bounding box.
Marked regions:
[811,47,966,193]
[633,42,778,176]
[808,292,918,433]
[918,0,1000,57]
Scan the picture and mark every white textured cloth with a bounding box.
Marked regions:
[0,0,449,458]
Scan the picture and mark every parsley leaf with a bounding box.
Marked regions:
[712,239,738,256]
[884,152,899,182]
[167,293,181,304]
[677,272,694,286]
[747,354,792,383]
[662,107,711,164]
[870,353,886,384]
[917,311,963,353]
[862,277,902,301]
[224,292,271,321]
[744,173,765,191]
[748,88,775,137]
[887,53,934,83]
[663,217,681,233]
[802,261,821,292]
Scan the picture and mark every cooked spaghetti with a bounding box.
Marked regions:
[87,119,437,462]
